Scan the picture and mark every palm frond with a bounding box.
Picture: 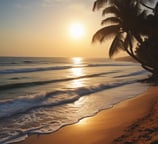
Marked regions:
[93,1,97,11]
[139,2,154,10]
[93,0,108,11]
[140,0,155,3]
[139,0,155,5]
[93,0,115,11]
[92,25,120,43]
[138,10,148,19]
[124,32,134,50]
[109,32,124,57]
[101,17,121,25]
[133,2,142,15]
[102,6,120,16]
[133,33,143,43]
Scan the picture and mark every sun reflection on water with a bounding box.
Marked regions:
[69,57,86,88]
[71,79,84,88]
[69,67,86,88]
[71,68,83,77]
[72,57,82,66]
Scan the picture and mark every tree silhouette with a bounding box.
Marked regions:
[92,0,158,80]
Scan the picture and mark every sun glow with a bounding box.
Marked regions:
[69,68,85,88]
[72,57,82,65]
[69,23,85,39]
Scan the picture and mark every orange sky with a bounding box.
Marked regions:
[0,0,126,58]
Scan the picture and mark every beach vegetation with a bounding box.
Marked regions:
[92,0,158,81]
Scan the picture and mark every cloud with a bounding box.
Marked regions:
[13,0,93,10]
[41,0,57,8]
[41,0,72,8]
[14,3,32,9]
[14,0,54,9]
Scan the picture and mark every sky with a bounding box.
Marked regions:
[0,0,122,58]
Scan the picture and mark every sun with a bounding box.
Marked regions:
[69,23,85,39]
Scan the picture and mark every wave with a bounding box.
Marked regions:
[88,62,137,67]
[114,70,147,78]
[0,60,34,65]
[0,80,136,120]
[0,71,118,91]
[0,66,73,74]
[23,60,34,64]
[0,62,136,74]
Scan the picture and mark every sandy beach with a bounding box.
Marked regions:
[16,86,158,144]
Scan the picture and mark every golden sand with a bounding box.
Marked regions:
[18,86,158,144]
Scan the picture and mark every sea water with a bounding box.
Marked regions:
[0,57,150,144]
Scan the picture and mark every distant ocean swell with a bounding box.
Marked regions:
[0,70,146,91]
[0,71,120,91]
[0,62,137,74]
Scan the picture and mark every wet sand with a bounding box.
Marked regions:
[18,86,158,144]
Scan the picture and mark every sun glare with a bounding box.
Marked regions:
[72,57,82,65]
[69,23,85,39]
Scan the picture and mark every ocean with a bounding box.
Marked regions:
[0,57,150,144]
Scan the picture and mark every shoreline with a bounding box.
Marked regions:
[17,86,158,144]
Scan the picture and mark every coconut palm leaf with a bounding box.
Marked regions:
[124,32,134,50]
[101,17,121,25]
[92,25,120,43]
[133,33,143,43]
[93,0,108,11]
[138,10,148,19]
[139,0,155,3]
[93,0,155,11]
[109,32,124,57]
[93,0,115,11]
[139,2,154,10]
[102,6,120,16]
[139,0,155,6]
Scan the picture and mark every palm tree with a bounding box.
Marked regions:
[92,0,142,55]
[92,0,158,78]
